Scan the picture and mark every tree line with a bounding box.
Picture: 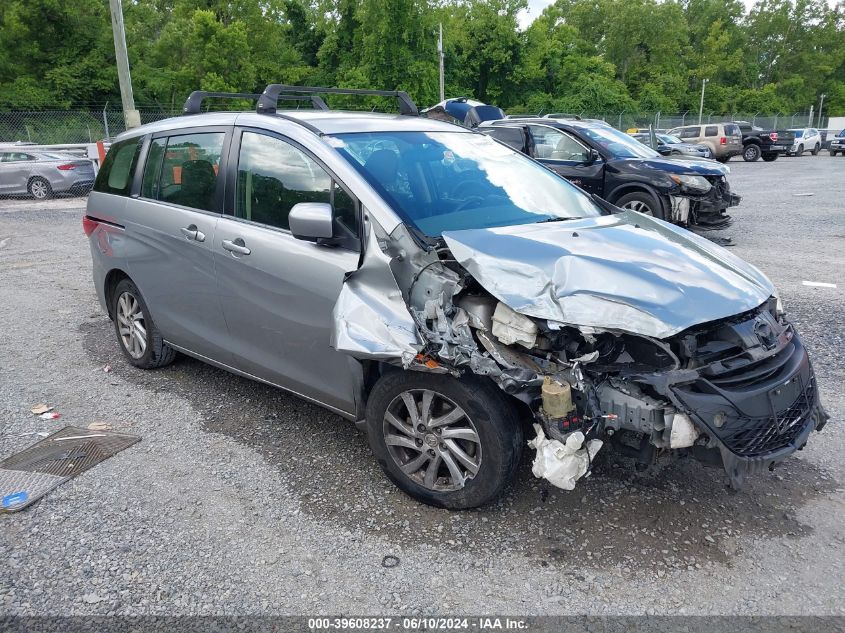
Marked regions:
[1,0,843,116]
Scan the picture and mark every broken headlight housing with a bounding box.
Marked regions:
[671,174,712,194]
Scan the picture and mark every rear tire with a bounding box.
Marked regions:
[111,278,177,369]
[761,153,779,162]
[365,372,523,509]
[716,156,730,163]
[615,190,666,220]
[743,144,761,162]
[812,143,820,156]
[28,177,52,200]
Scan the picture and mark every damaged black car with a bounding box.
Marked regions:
[478,118,740,234]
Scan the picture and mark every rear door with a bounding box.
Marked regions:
[213,128,362,414]
[528,125,604,195]
[0,152,37,194]
[120,128,232,361]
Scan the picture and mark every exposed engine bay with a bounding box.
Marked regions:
[333,210,828,491]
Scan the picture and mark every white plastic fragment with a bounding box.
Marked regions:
[527,424,603,491]
[669,412,700,448]
[491,302,537,348]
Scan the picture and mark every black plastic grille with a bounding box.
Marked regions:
[720,377,815,457]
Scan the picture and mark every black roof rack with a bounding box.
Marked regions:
[257,85,418,116]
[183,91,329,115]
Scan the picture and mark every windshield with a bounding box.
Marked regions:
[658,134,683,144]
[576,126,661,159]
[329,131,603,236]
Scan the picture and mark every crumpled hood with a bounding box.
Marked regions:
[618,156,728,175]
[442,211,774,339]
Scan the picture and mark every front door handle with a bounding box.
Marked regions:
[180,225,206,242]
[222,238,251,256]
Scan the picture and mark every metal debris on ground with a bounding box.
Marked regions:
[87,422,113,431]
[30,404,53,415]
[0,426,140,512]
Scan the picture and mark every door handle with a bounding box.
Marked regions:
[222,238,251,256]
[180,225,206,242]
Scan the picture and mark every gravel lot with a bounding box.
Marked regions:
[0,154,843,617]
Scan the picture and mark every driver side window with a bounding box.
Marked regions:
[529,126,588,161]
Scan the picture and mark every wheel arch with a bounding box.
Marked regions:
[103,268,132,320]
[607,182,668,211]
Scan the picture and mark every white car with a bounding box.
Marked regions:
[788,128,822,156]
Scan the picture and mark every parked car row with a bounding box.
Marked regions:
[85,85,828,509]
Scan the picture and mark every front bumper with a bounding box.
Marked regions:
[678,177,740,229]
[668,334,828,487]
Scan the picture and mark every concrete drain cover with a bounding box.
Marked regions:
[0,426,140,512]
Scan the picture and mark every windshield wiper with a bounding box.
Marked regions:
[535,216,583,224]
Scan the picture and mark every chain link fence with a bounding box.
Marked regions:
[0,106,836,145]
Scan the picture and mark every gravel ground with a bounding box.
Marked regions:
[0,154,843,616]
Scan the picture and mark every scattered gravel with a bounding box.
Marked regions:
[0,154,843,616]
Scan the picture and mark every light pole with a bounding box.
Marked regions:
[818,93,826,127]
[109,0,140,129]
[698,79,709,125]
[437,23,445,102]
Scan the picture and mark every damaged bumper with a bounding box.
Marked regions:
[681,176,741,230]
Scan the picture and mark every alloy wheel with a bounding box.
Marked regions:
[116,291,148,359]
[30,179,49,200]
[383,389,482,492]
[621,200,653,216]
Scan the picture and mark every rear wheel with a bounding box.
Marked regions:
[28,177,52,200]
[812,143,820,156]
[743,144,761,162]
[761,152,779,162]
[111,278,177,369]
[716,156,730,163]
[365,372,523,509]
[615,190,665,220]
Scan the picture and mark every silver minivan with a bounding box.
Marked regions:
[85,87,827,509]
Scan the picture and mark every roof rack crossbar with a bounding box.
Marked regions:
[183,91,262,115]
[184,91,329,115]
[257,85,419,116]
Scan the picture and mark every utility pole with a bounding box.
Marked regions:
[109,0,141,129]
[818,93,826,127]
[808,105,814,127]
[438,23,445,102]
[698,79,708,125]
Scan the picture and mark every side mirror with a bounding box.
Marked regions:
[289,202,333,241]
[584,148,600,164]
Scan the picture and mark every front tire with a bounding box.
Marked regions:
[365,372,523,509]
[28,177,52,200]
[743,144,761,162]
[615,190,665,220]
[111,278,177,369]
[796,144,804,156]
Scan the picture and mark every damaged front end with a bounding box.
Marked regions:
[672,173,741,230]
[333,210,827,492]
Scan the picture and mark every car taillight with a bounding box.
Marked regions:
[769,132,778,142]
[720,137,727,145]
[57,163,77,170]
[82,216,99,237]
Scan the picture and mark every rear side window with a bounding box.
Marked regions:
[724,124,740,136]
[94,137,141,196]
[705,125,719,137]
[679,127,699,139]
[151,132,225,212]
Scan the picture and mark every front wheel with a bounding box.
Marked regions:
[615,190,665,220]
[796,144,804,156]
[743,144,761,162]
[111,278,177,369]
[365,372,523,509]
[761,152,779,162]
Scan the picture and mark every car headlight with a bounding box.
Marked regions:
[670,174,712,194]
[774,292,784,315]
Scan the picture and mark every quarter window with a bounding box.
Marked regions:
[94,137,141,196]
[236,132,340,232]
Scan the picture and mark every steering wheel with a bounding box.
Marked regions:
[454,196,485,212]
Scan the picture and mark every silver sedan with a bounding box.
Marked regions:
[0,150,96,199]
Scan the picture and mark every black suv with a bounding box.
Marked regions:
[481,118,740,231]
